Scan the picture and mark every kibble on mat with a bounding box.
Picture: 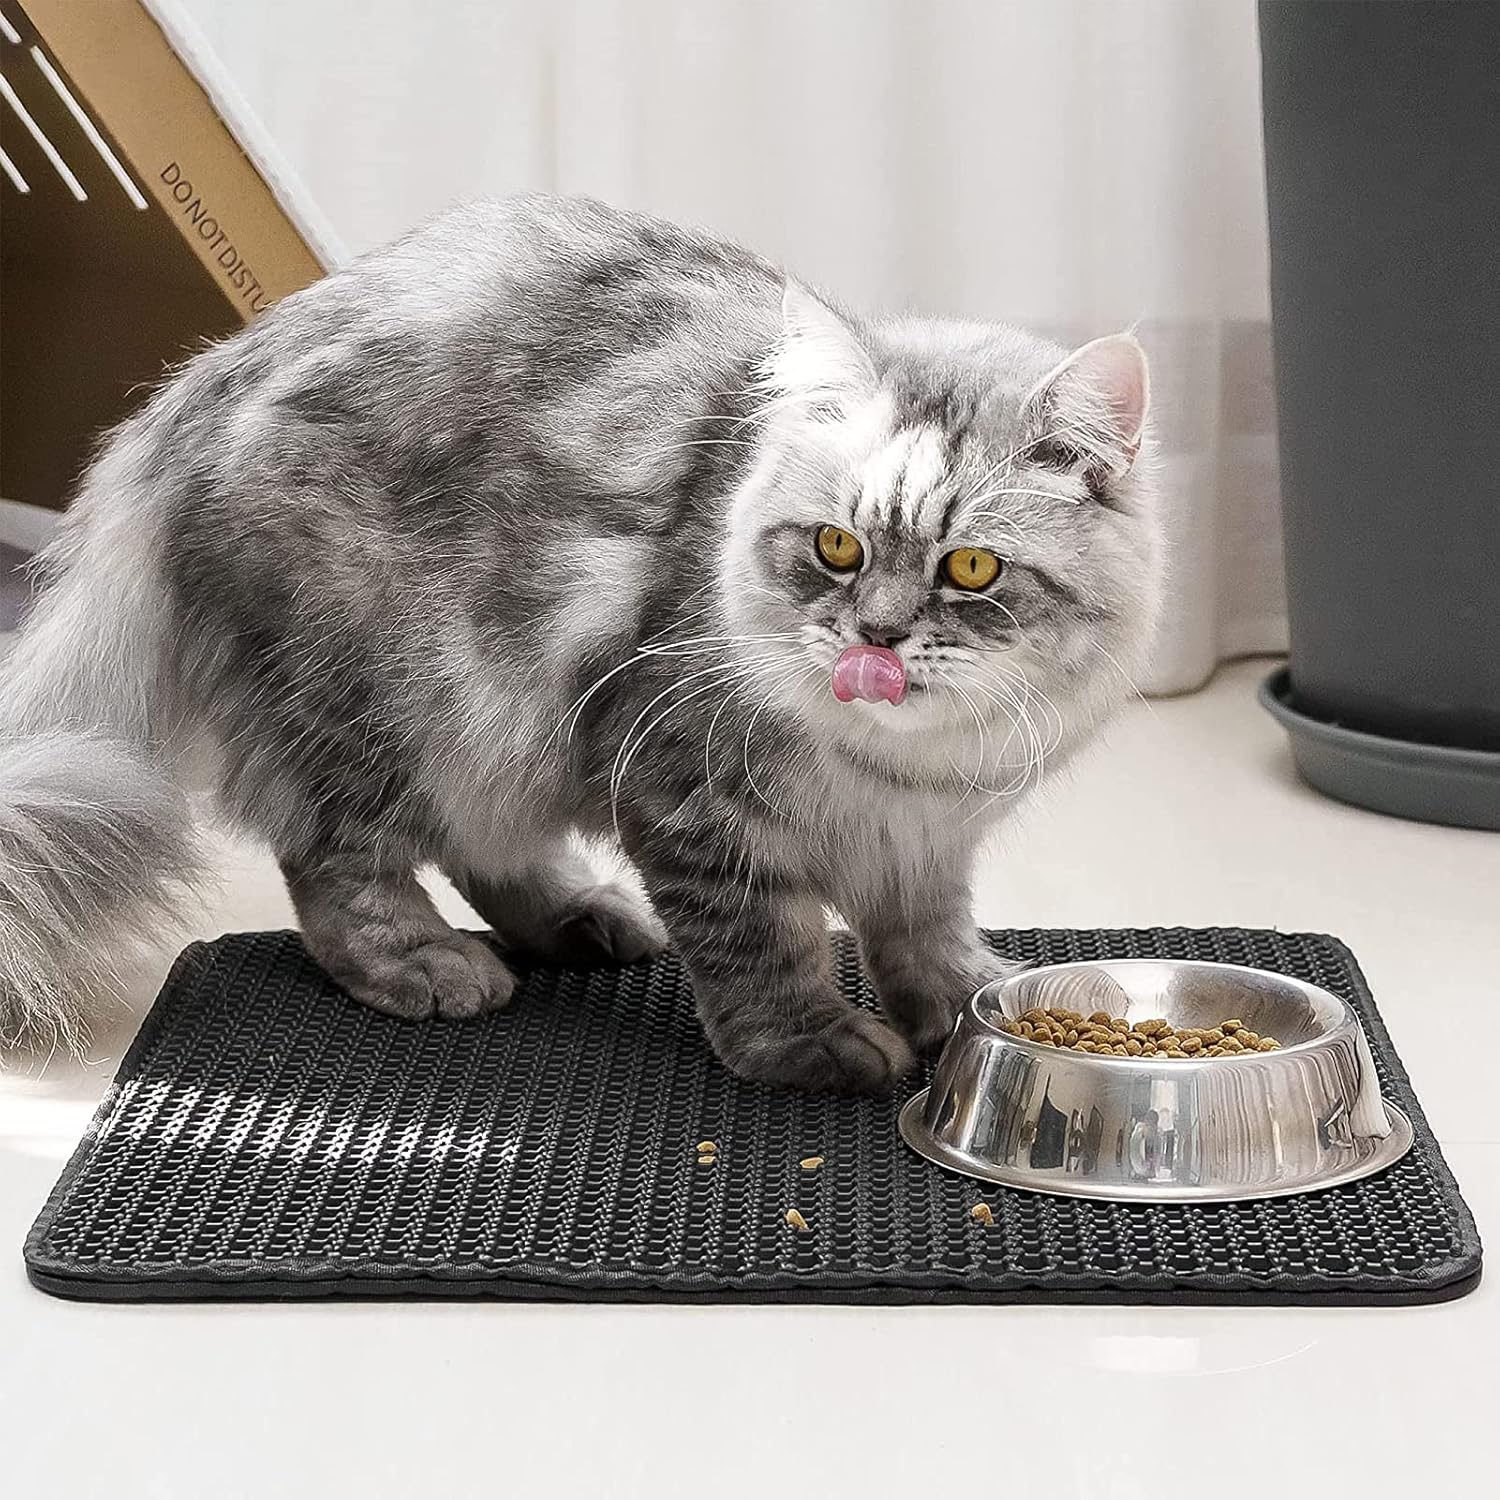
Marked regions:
[998,1007,1281,1058]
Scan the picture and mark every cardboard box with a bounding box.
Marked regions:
[1,0,336,513]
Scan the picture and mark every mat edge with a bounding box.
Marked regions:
[26,1263,1483,1308]
[21,940,214,1272]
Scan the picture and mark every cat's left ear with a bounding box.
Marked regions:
[1024,333,1151,475]
[762,281,877,415]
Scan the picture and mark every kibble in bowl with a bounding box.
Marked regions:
[997,1006,1281,1058]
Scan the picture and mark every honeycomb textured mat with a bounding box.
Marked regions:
[25,928,1482,1304]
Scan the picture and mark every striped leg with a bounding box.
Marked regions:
[851,873,1021,1053]
[282,851,516,1020]
[627,825,912,1094]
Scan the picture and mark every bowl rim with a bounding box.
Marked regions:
[967,957,1360,1067]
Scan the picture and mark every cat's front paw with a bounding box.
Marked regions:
[726,1009,914,1095]
[332,932,517,1021]
[880,949,1026,1055]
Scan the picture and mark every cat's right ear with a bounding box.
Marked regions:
[762,282,876,415]
[1023,333,1151,476]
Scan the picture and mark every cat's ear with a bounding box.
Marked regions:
[1024,333,1151,475]
[762,281,876,414]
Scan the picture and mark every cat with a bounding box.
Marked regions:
[0,194,1159,1091]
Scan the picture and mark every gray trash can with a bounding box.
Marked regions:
[1257,0,1500,830]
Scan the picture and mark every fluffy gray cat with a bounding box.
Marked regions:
[0,195,1159,1091]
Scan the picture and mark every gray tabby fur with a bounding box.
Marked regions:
[0,194,1160,1089]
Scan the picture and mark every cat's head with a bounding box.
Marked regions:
[722,284,1161,780]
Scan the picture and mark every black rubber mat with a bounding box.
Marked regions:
[25,928,1482,1304]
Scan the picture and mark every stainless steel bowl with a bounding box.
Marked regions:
[900,959,1413,1202]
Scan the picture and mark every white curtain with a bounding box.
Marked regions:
[172,0,1286,694]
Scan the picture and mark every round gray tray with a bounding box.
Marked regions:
[1260,666,1500,832]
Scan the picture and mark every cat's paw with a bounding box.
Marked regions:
[341,933,517,1020]
[884,993,964,1056]
[881,949,1026,1055]
[527,883,669,967]
[729,1009,915,1095]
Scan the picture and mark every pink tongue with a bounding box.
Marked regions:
[831,645,908,706]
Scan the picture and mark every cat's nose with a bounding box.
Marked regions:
[857,623,911,650]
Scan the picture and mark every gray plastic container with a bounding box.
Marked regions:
[1258,1,1500,830]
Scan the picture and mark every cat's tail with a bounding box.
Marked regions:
[0,409,207,1053]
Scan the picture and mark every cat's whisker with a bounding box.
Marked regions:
[610,678,733,839]
[697,650,811,794]
[739,661,823,820]
[947,591,1022,630]
[641,436,758,456]
[988,667,1058,789]
[963,671,1047,795]
[734,581,829,631]
[931,668,997,796]
[615,646,802,785]
[642,603,723,644]
[646,589,807,649]
[918,655,1033,800]
[609,664,731,807]
[646,578,726,633]
[1090,640,1155,714]
[702,680,748,791]
[551,629,804,749]
[962,689,1037,799]
[608,648,803,834]
[988,662,1066,752]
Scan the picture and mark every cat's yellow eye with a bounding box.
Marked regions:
[815,524,864,572]
[942,547,1003,590]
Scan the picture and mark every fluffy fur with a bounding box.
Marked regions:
[0,194,1160,1088]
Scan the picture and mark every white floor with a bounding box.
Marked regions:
[2,659,1496,1499]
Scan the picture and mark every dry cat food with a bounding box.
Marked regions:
[970,1203,995,1226]
[784,1208,810,1233]
[999,1008,1282,1057]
